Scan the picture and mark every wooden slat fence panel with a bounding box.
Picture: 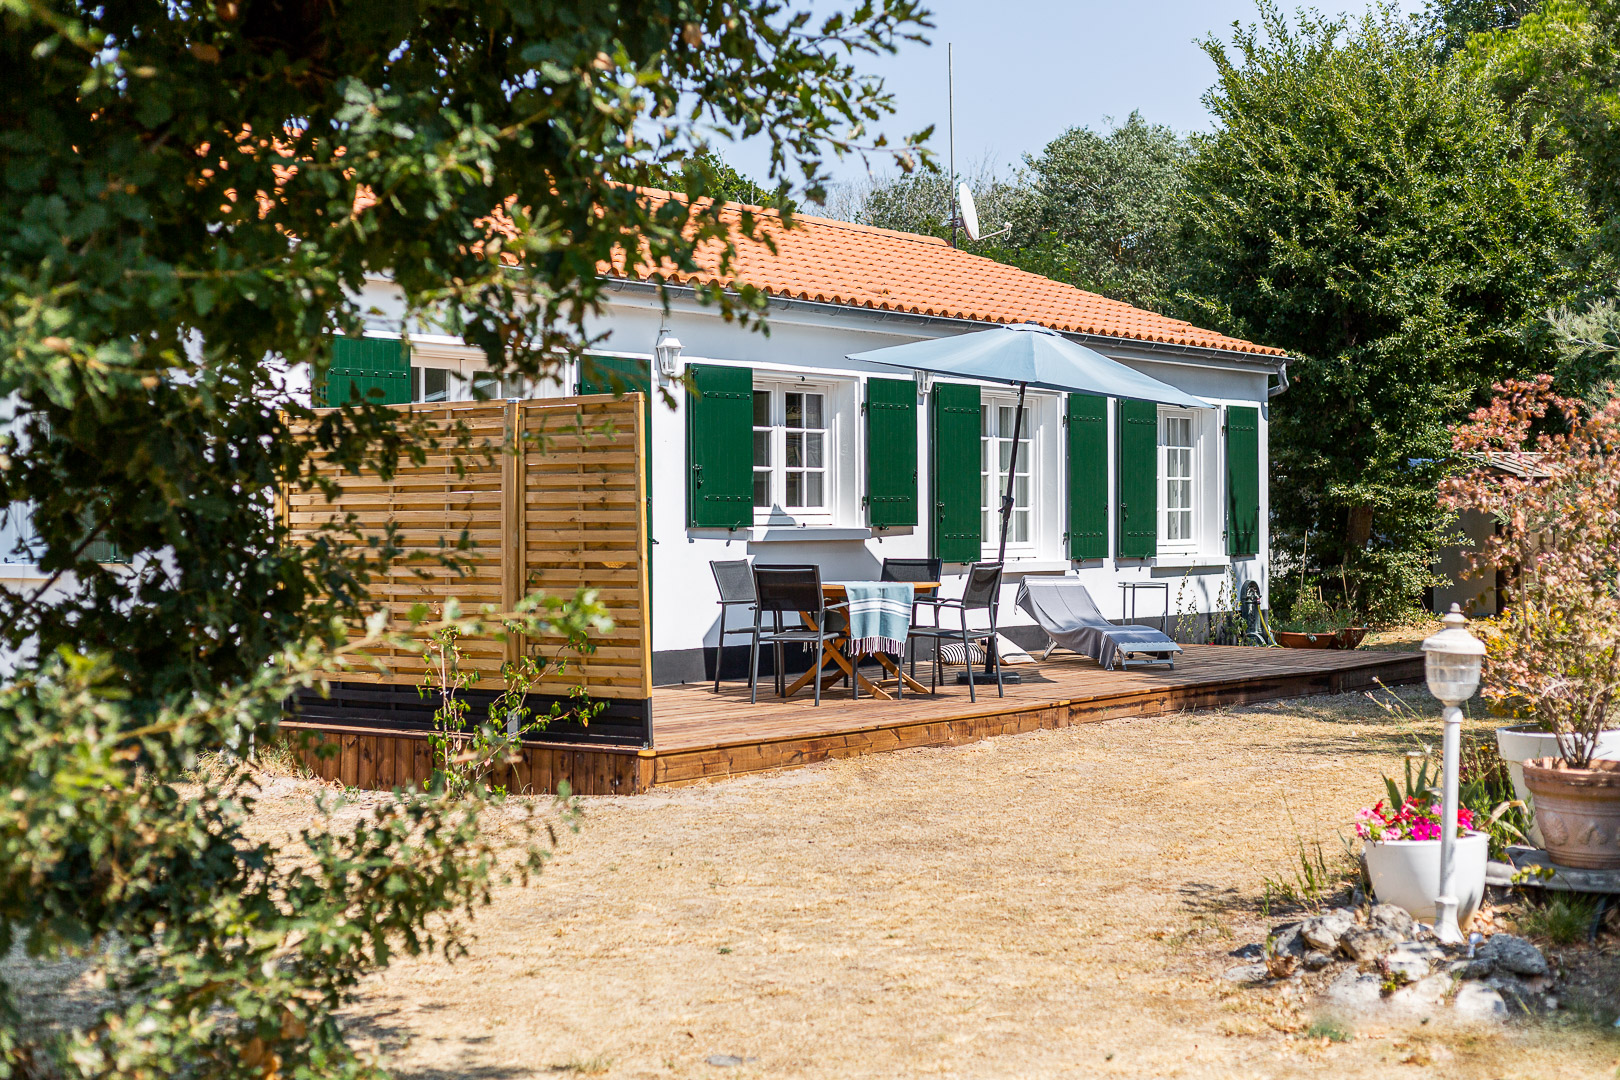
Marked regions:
[285,395,651,703]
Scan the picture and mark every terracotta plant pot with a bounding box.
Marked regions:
[1275,630,1335,649]
[1334,626,1369,650]
[1496,725,1620,845]
[1523,756,1620,870]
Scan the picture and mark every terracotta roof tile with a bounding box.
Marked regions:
[633,200,1284,358]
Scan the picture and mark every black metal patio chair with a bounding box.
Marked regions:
[905,562,1005,702]
[881,557,943,677]
[709,558,757,693]
[749,565,846,706]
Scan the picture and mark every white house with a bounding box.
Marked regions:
[327,207,1289,685]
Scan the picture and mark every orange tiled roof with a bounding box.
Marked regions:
[629,199,1284,358]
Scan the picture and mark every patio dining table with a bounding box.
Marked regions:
[780,581,939,701]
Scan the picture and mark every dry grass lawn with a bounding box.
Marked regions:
[253,686,1615,1079]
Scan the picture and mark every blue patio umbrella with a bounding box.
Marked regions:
[849,322,1208,563]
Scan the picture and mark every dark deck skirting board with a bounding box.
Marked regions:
[289,682,653,746]
[283,646,1423,794]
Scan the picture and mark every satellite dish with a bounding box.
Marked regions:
[958,182,980,242]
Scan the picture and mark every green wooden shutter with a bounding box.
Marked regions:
[1066,393,1109,560]
[579,355,652,399]
[1226,405,1261,556]
[579,356,654,522]
[865,378,918,528]
[930,382,981,563]
[316,336,411,407]
[686,363,753,528]
[1116,399,1158,559]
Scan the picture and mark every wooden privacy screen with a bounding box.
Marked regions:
[284,395,651,706]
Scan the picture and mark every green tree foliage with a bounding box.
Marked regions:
[0,608,597,1079]
[1179,4,1589,618]
[1459,0,1620,258]
[828,159,1020,245]
[0,1,929,1074]
[0,0,928,698]
[1548,295,1620,400]
[1008,113,1189,313]
[1425,0,1543,57]
[649,150,800,213]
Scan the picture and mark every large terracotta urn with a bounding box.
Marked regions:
[1523,757,1620,869]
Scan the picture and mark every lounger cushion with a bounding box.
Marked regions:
[1015,578,1182,671]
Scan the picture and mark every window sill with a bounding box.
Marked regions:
[686,526,872,543]
[1148,554,1230,570]
[979,558,1072,573]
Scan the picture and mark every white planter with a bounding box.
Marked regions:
[1363,831,1489,926]
[1496,724,1620,846]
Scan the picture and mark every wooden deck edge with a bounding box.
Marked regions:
[662,651,1426,759]
[280,724,650,796]
[648,652,1425,788]
[278,652,1424,795]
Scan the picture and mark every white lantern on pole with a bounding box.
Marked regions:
[1420,604,1486,943]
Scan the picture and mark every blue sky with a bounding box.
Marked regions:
[723,0,1427,190]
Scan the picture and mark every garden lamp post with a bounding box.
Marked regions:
[1420,604,1486,945]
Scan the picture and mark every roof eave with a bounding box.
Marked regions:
[603,276,1289,372]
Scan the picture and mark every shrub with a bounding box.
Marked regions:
[1443,376,1620,767]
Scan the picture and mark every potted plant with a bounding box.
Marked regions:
[1272,587,1368,649]
[1356,794,1488,926]
[1444,378,1620,867]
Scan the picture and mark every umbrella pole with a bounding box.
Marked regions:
[996,382,1026,565]
[983,382,1027,679]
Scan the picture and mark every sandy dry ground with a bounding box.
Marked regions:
[253,687,1612,1080]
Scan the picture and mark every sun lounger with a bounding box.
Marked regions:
[1015,577,1182,670]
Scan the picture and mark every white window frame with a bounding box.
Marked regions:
[980,392,1038,559]
[752,379,836,525]
[1158,406,1200,556]
[411,365,456,403]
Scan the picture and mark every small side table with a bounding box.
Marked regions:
[1119,581,1171,634]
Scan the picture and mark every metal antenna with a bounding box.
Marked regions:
[948,42,957,250]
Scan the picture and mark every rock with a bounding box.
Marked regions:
[706,1055,755,1068]
[1383,942,1445,984]
[1480,934,1547,977]
[1223,963,1271,986]
[1453,982,1509,1022]
[1450,956,1494,980]
[1370,903,1415,938]
[1324,970,1384,1010]
[1340,926,1401,962]
[1228,943,1264,961]
[1389,973,1451,1010]
[1270,923,1308,957]
[1487,975,1549,1014]
[1303,951,1333,971]
[1301,909,1357,952]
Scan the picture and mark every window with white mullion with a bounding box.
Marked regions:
[1159,409,1198,553]
[980,400,1033,551]
[752,383,832,522]
[412,366,454,403]
[752,389,773,509]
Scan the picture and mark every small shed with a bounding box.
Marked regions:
[1430,451,1549,616]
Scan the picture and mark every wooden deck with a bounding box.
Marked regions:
[289,645,1424,795]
